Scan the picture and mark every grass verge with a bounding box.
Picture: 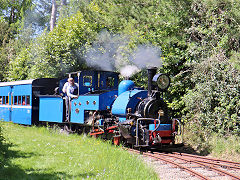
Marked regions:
[183,125,240,161]
[0,122,158,180]
[208,134,240,162]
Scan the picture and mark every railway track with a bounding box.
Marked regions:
[128,148,240,180]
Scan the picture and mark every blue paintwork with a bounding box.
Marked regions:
[0,86,11,122]
[0,84,32,125]
[70,90,118,123]
[11,84,32,125]
[118,80,135,95]
[59,71,119,95]
[0,78,58,125]
[149,124,172,131]
[119,117,127,122]
[11,85,32,125]
[39,96,63,123]
[111,89,148,122]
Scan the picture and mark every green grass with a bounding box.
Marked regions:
[0,122,158,180]
[208,134,240,161]
[183,125,240,161]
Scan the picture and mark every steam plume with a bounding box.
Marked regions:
[85,30,162,77]
[120,65,140,78]
[85,30,128,71]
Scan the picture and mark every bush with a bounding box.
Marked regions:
[0,122,5,169]
[184,52,240,138]
[0,123,4,146]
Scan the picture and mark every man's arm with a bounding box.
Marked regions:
[66,86,78,98]
[62,82,68,93]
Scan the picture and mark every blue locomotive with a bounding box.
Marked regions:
[0,68,180,147]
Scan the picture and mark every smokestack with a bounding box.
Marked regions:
[147,67,157,96]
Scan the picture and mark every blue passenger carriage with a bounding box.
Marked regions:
[0,79,58,125]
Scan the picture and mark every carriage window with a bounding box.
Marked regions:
[0,96,2,104]
[22,96,26,105]
[14,96,17,105]
[18,96,21,105]
[83,76,92,87]
[26,95,30,105]
[106,77,115,87]
[6,96,9,104]
[2,96,5,104]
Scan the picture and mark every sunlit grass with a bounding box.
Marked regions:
[183,125,240,161]
[208,134,240,162]
[0,122,158,180]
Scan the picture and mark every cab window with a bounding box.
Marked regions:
[106,77,114,88]
[0,96,2,104]
[83,76,92,87]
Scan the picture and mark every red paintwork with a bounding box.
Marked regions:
[150,130,174,144]
[160,139,172,144]
[90,125,117,136]
[113,136,121,145]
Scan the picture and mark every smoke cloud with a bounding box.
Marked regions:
[130,45,162,69]
[120,65,140,78]
[85,30,128,71]
[85,30,162,77]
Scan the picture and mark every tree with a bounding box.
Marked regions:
[50,0,57,31]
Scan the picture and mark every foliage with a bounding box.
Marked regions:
[0,0,32,24]
[7,10,100,80]
[0,0,33,82]
[0,122,6,170]
[167,0,240,117]
[0,123,4,147]
[184,126,240,159]
[0,21,15,81]
[24,0,52,35]
[184,52,240,136]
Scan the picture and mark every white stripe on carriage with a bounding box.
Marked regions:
[0,79,34,87]
[12,105,32,109]
[0,105,11,108]
[0,105,32,109]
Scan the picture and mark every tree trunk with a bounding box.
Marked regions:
[50,0,57,31]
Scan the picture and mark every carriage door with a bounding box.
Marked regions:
[11,84,32,125]
[0,86,11,122]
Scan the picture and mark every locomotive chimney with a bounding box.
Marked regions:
[147,67,157,96]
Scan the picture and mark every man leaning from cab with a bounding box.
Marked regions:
[63,77,79,122]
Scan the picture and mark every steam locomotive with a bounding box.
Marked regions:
[0,68,181,148]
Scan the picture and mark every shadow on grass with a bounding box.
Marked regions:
[173,144,212,156]
[0,142,96,180]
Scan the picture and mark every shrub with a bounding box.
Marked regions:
[184,52,240,138]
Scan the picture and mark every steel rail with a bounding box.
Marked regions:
[156,152,240,180]
[160,152,240,170]
[128,149,210,180]
[172,152,240,167]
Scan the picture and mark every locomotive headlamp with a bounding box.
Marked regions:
[152,73,170,91]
